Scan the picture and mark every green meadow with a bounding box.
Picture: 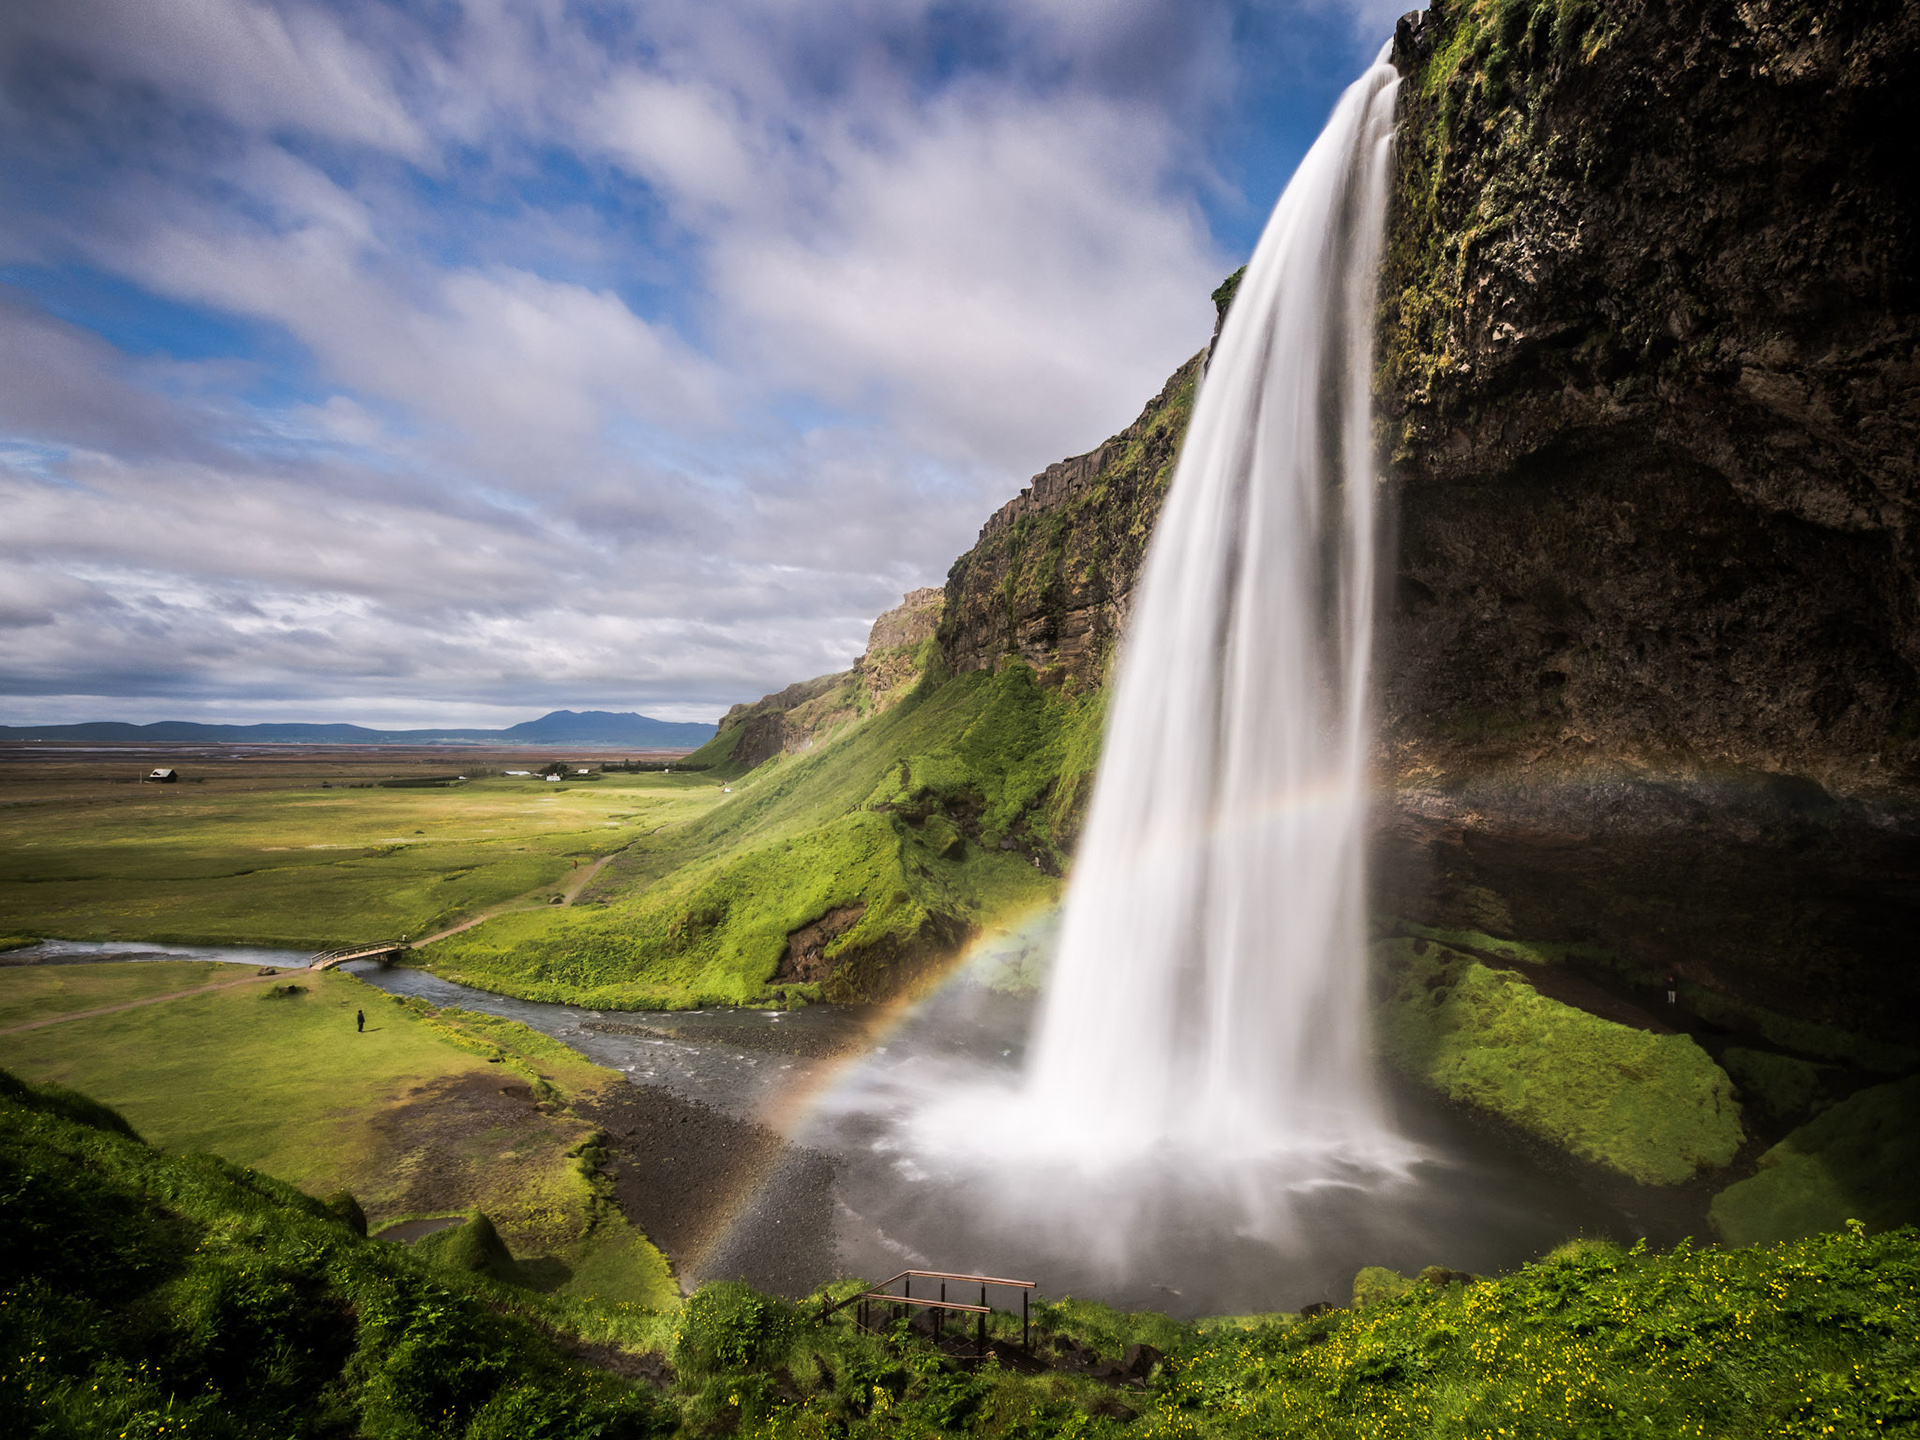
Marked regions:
[0,960,676,1310]
[0,767,729,948]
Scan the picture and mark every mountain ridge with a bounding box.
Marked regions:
[0,707,714,748]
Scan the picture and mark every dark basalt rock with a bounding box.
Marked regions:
[1379,0,1920,787]
[1371,0,1920,1050]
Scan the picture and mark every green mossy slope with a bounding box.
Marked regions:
[1132,1230,1920,1440]
[1712,1076,1920,1247]
[428,663,1097,1008]
[664,1233,1920,1440]
[0,1068,673,1440]
[1374,937,1743,1183]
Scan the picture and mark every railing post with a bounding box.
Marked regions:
[1023,1289,1029,1352]
[978,1284,987,1356]
[937,1282,945,1344]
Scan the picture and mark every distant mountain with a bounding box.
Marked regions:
[0,709,715,748]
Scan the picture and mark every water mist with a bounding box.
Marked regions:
[805,54,1432,1302]
[1020,54,1404,1168]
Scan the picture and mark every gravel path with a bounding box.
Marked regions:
[581,1081,837,1298]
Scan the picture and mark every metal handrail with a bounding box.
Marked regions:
[818,1268,1037,1353]
[819,1269,1036,1317]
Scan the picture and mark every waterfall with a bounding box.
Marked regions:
[1019,55,1404,1166]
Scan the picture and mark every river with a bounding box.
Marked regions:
[6,937,1705,1316]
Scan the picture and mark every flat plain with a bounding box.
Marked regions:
[0,743,729,949]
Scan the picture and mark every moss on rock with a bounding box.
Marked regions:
[1710,1076,1920,1247]
[1374,937,1743,1184]
[1352,1266,1416,1308]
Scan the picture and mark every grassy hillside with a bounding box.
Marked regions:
[0,962,676,1308]
[9,1067,1918,1438]
[0,1069,675,1440]
[429,662,1104,1008]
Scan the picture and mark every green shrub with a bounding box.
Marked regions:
[415,1210,527,1286]
[674,1281,803,1379]
[466,1379,673,1439]
[322,1189,369,1236]
[1352,1266,1415,1308]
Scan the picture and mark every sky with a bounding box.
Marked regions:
[0,0,1402,727]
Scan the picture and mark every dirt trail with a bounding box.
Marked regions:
[0,969,291,1036]
[412,850,618,946]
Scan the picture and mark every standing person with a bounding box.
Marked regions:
[1665,974,1678,1007]
[356,1009,365,1033]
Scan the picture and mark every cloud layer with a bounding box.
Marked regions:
[0,0,1388,725]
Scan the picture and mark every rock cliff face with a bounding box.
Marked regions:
[701,588,944,771]
[1370,0,1920,1044]
[1379,0,1919,785]
[938,355,1203,687]
[921,0,1920,1046]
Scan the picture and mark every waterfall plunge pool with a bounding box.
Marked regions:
[339,955,1703,1319]
[4,940,1707,1316]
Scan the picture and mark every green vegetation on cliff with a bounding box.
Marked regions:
[1374,936,1743,1183]
[429,662,1097,1008]
[1712,1077,1920,1247]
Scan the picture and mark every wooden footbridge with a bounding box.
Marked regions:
[308,942,411,970]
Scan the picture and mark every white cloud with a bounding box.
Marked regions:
[0,0,1338,724]
[6,0,428,158]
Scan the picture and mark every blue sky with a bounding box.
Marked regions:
[0,0,1401,726]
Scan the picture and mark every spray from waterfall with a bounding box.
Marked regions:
[1017,53,1404,1166]
[803,55,1415,1289]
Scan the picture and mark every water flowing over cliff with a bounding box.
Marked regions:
[1014,54,1405,1163]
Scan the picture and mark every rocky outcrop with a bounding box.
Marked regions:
[1378,0,1920,788]
[858,586,944,706]
[708,673,845,772]
[776,904,868,983]
[702,588,945,772]
[939,354,1202,685]
[1368,0,1920,1047]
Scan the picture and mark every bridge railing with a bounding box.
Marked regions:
[308,942,409,969]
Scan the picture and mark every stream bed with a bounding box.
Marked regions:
[5,939,1706,1317]
[344,958,1702,1318]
